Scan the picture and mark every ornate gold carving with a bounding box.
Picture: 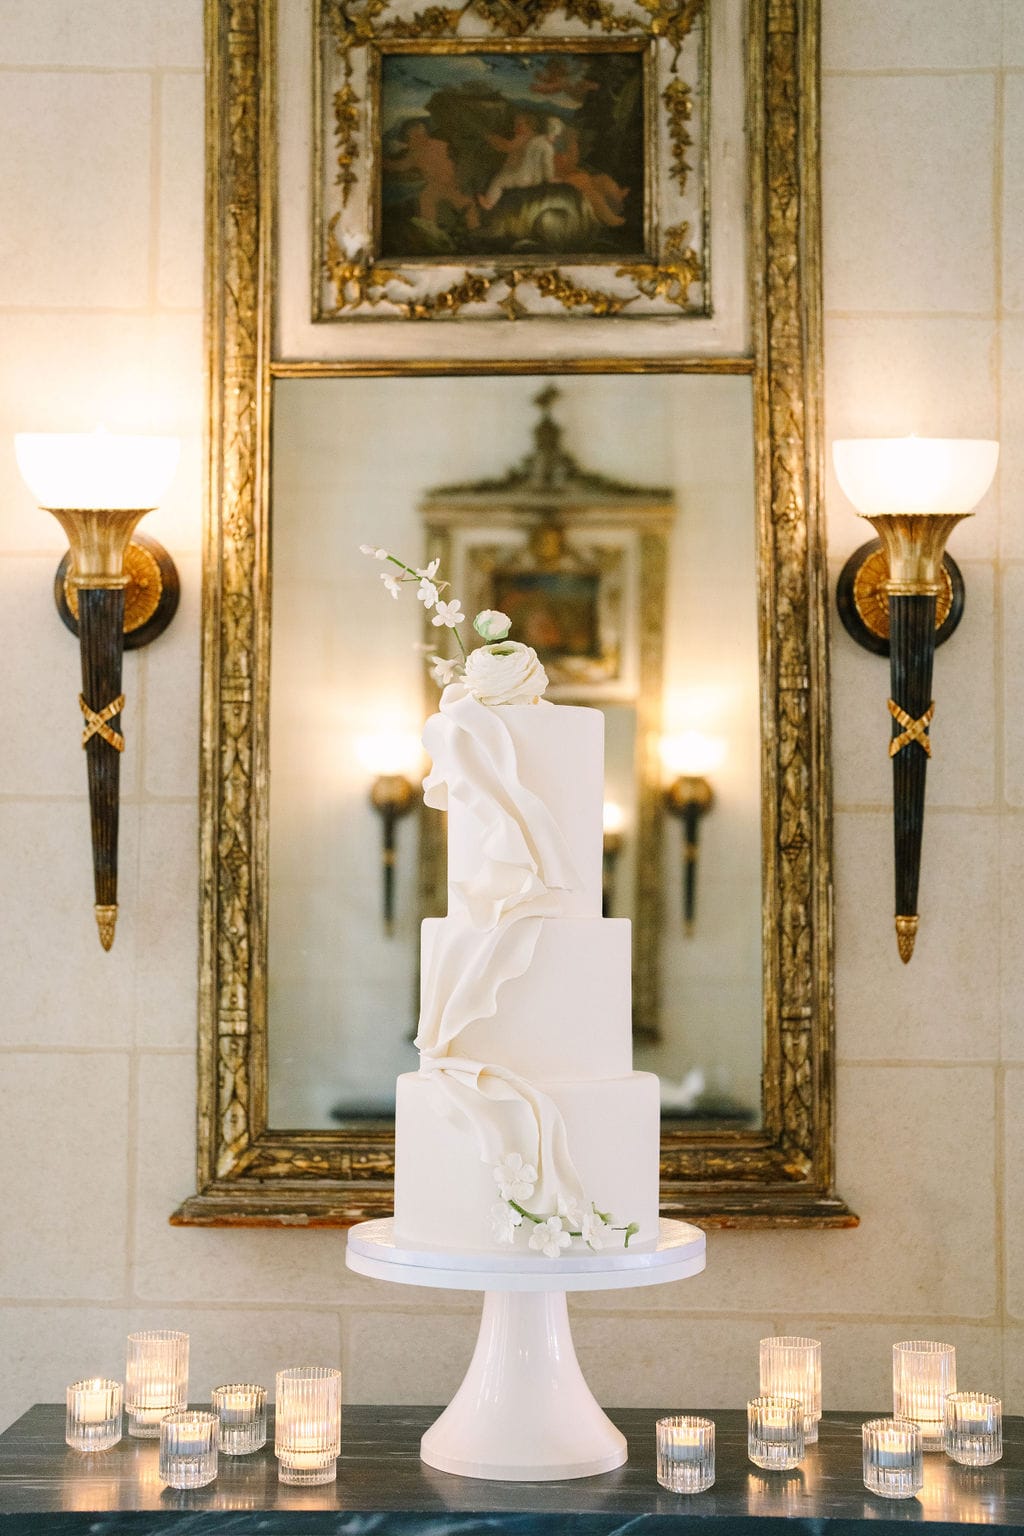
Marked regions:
[65,540,165,633]
[180,0,855,1230]
[851,545,954,641]
[864,510,974,596]
[317,0,706,319]
[888,699,934,759]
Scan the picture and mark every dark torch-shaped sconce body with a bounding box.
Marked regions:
[15,431,180,949]
[833,438,998,963]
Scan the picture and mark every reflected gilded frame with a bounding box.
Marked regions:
[175,0,857,1228]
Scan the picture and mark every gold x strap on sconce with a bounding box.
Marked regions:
[80,693,126,752]
[888,699,934,759]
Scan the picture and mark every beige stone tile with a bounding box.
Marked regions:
[121,1306,344,1402]
[343,1308,479,1403]
[822,76,995,315]
[131,1053,402,1304]
[823,319,998,561]
[0,1056,130,1296]
[0,802,140,1047]
[999,320,1024,559]
[1000,818,1024,1059]
[133,803,198,1050]
[1005,76,1024,314]
[583,1067,996,1317]
[0,1305,131,1434]
[1004,566,1024,806]
[158,72,204,309]
[773,1320,1002,1413]
[822,0,1003,68]
[830,563,996,810]
[140,553,200,798]
[833,813,1000,1059]
[1000,1326,1024,1414]
[1003,1068,1024,1319]
[0,73,151,309]
[568,1313,768,1409]
[0,1,203,67]
[1007,0,1024,66]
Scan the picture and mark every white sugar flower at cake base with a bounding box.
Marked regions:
[493,1151,537,1203]
[580,1208,610,1251]
[529,1216,572,1259]
[490,1201,524,1244]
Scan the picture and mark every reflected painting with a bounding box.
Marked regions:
[377,48,649,260]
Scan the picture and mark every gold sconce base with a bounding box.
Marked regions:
[54,533,180,651]
[836,539,965,658]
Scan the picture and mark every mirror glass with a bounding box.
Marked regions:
[266,371,762,1133]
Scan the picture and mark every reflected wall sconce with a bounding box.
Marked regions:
[357,731,423,935]
[602,801,625,917]
[833,436,999,962]
[14,428,181,950]
[661,731,726,934]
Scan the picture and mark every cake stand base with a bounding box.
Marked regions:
[346,1217,706,1482]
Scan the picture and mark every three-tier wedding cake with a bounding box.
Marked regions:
[393,666,660,1256]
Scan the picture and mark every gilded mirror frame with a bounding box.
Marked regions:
[175,0,856,1228]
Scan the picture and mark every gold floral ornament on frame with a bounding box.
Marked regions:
[315,0,708,320]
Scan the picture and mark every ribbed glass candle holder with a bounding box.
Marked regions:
[747,1396,805,1470]
[892,1341,956,1452]
[759,1336,822,1444]
[65,1378,123,1452]
[863,1417,923,1500]
[158,1410,219,1489]
[275,1367,342,1486]
[124,1330,189,1438]
[212,1383,267,1456]
[655,1415,715,1493]
[943,1392,1002,1467]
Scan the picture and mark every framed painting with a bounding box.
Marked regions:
[314,0,708,320]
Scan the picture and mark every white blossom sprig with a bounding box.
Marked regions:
[489,1155,639,1254]
[359,543,468,661]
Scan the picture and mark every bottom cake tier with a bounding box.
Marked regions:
[394,1069,661,1254]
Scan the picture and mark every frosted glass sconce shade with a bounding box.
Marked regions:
[833,437,998,518]
[15,430,180,511]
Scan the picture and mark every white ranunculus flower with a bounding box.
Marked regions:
[473,609,512,642]
[464,641,549,707]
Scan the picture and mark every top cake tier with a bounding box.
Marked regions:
[445,703,605,919]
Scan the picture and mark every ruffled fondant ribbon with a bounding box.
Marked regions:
[416,684,587,1217]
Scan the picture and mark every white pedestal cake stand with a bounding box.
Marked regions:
[345,1216,706,1482]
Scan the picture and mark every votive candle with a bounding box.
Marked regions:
[760,1336,822,1444]
[892,1340,956,1452]
[747,1396,805,1470]
[125,1330,189,1437]
[158,1410,219,1489]
[656,1415,715,1493]
[65,1378,122,1452]
[275,1367,342,1486]
[863,1417,923,1500]
[943,1392,1002,1467]
[212,1383,267,1456]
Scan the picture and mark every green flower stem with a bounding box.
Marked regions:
[507,1198,636,1245]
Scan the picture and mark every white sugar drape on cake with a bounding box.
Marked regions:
[417,684,587,1215]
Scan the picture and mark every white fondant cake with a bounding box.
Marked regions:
[393,687,660,1255]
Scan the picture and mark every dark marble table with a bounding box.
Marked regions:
[1,1405,1021,1533]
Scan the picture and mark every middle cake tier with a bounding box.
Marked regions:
[421,915,633,1081]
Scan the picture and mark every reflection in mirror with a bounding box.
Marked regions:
[267,374,761,1134]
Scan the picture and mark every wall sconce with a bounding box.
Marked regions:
[833,436,999,962]
[661,732,726,934]
[602,801,625,917]
[356,731,423,935]
[14,428,181,950]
